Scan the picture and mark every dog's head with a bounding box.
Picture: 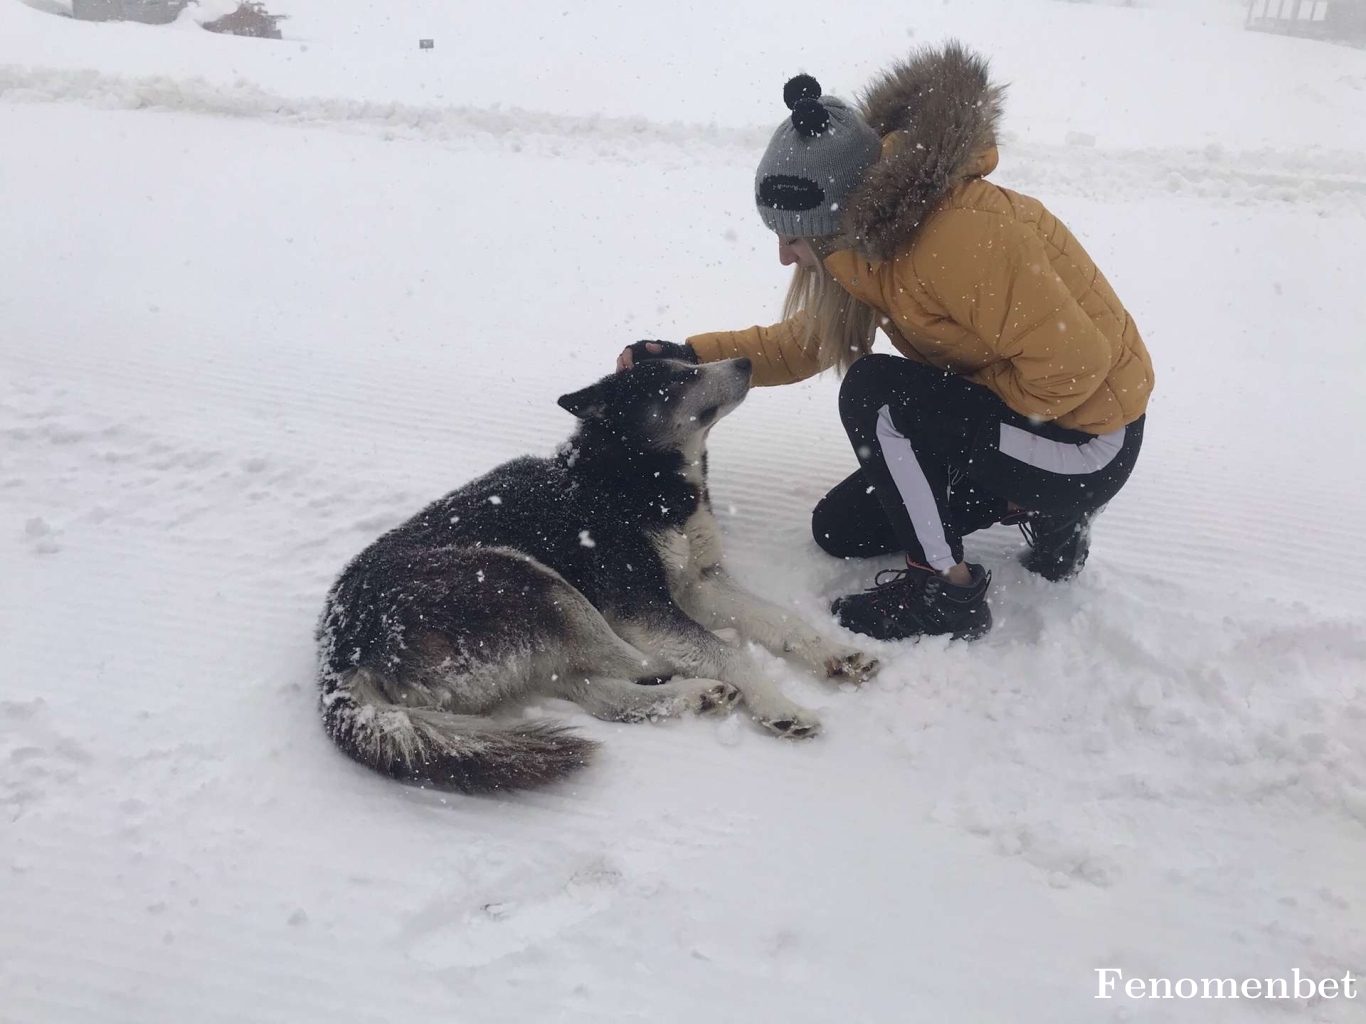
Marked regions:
[558,358,752,450]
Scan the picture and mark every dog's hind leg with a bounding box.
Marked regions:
[551,674,740,724]
[541,583,741,722]
[612,607,823,739]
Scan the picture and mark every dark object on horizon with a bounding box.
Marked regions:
[70,0,285,38]
[71,0,189,23]
[419,38,434,50]
[1246,0,1366,46]
[202,1,286,39]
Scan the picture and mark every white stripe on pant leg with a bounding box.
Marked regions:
[874,405,956,572]
[998,423,1125,475]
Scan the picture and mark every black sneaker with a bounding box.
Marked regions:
[831,563,992,642]
[1019,508,1097,582]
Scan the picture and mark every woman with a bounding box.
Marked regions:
[616,43,1153,643]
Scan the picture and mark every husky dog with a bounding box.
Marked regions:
[316,357,879,792]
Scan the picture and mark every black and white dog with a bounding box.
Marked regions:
[316,357,879,792]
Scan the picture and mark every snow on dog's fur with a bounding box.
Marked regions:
[316,357,880,793]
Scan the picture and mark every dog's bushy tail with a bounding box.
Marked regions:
[322,668,598,793]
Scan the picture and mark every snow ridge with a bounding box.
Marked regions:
[3,62,1366,208]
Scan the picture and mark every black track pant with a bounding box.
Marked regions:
[813,354,1144,569]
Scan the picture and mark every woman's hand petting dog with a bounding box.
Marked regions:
[616,340,697,372]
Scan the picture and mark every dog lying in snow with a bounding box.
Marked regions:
[315,356,880,792]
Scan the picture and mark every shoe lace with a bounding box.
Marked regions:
[862,562,976,606]
[867,566,917,592]
[854,565,933,608]
[1019,514,1089,559]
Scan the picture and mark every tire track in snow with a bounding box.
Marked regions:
[4,62,1366,209]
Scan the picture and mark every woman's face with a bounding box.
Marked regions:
[777,235,820,270]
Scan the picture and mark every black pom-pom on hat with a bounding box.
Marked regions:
[790,97,830,138]
[783,73,822,110]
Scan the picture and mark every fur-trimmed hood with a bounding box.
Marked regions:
[841,42,1006,262]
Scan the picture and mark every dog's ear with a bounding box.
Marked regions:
[557,380,612,420]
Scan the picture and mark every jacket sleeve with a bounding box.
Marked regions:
[685,313,826,387]
[913,209,1113,423]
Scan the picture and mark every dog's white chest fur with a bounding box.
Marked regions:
[650,508,724,598]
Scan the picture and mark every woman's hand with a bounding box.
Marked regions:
[615,340,697,372]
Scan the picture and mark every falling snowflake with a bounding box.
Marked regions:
[488,495,503,505]
[579,530,597,548]
[476,569,485,582]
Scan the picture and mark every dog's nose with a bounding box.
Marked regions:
[733,357,752,374]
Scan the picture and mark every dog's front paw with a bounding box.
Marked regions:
[823,648,880,684]
[758,708,822,740]
[693,680,742,717]
[787,637,880,684]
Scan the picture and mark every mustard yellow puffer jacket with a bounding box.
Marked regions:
[688,44,1153,436]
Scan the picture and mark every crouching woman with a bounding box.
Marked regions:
[619,44,1154,642]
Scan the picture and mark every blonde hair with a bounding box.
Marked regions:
[782,252,880,375]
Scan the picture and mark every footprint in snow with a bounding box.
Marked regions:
[401,858,624,970]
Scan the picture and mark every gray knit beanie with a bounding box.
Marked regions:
[755,74,883,238]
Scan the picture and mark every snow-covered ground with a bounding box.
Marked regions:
[2,1,1365,1021]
